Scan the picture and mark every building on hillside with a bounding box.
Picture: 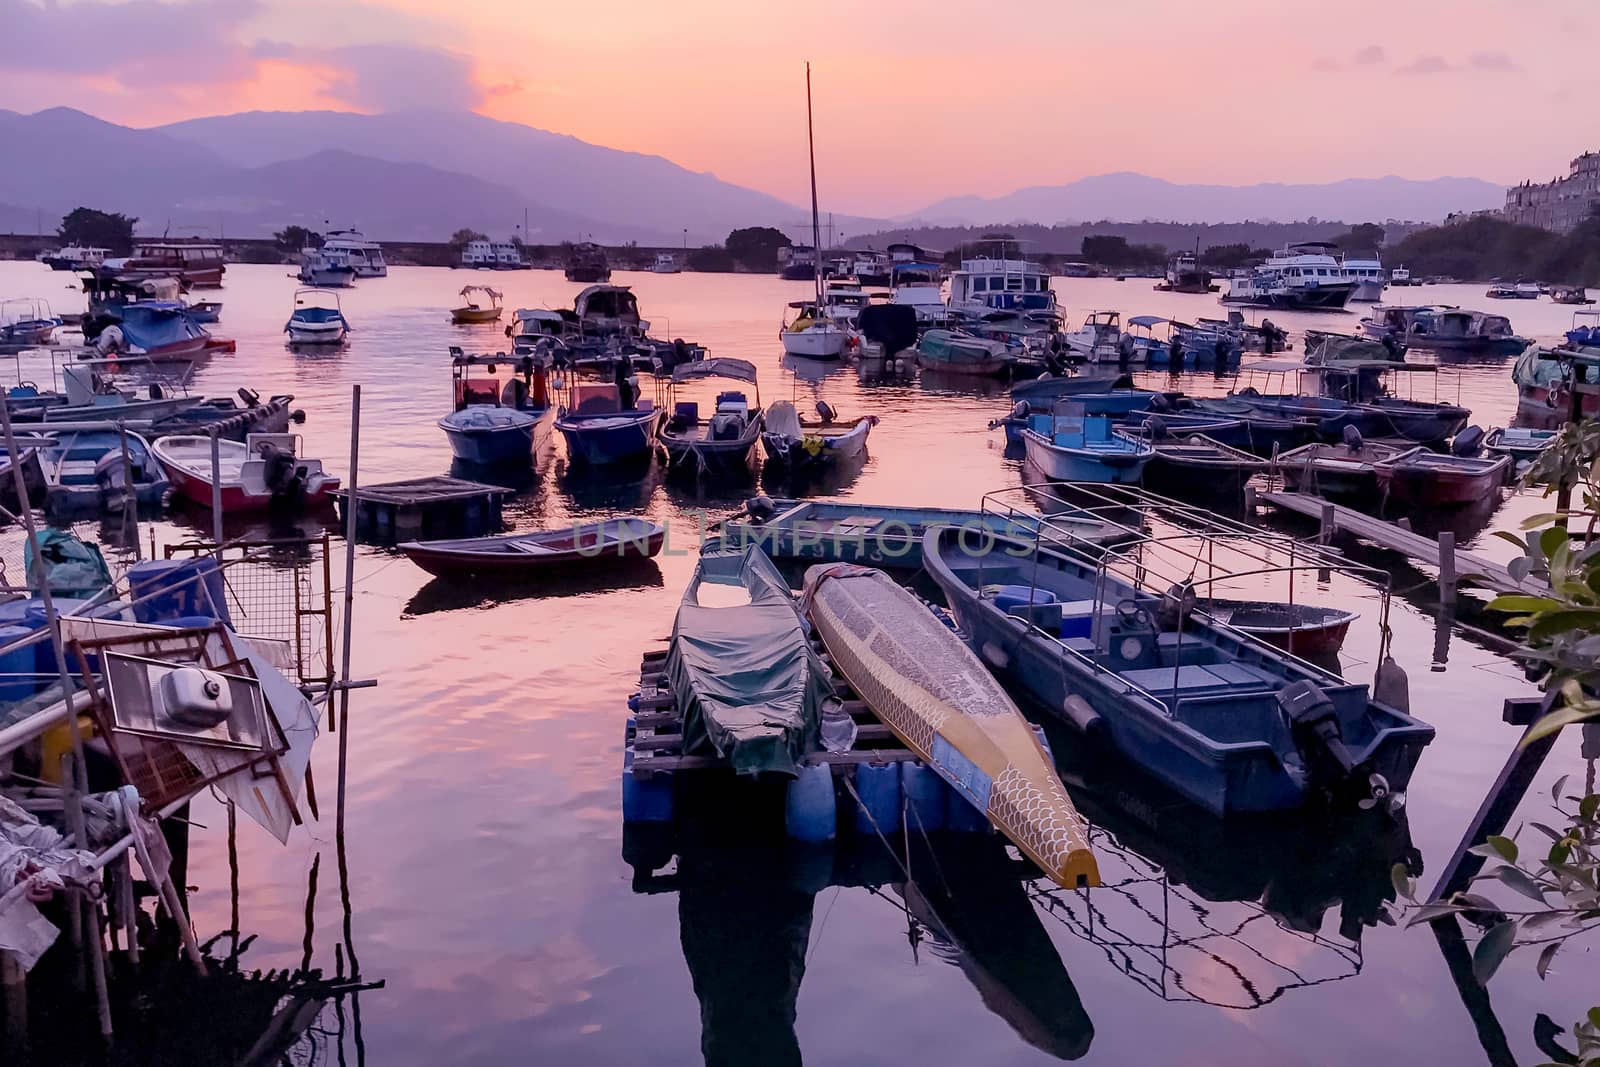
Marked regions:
[1503,151,1600,233]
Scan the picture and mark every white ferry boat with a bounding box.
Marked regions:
[323,230,387,278]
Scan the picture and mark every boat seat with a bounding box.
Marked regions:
[1119,664,1258,697]
[506,539,560,555]
[1058,636,1098,657]
[1203,661,1281,688]
[1155,631,1226,666]
[1006,601,1062,630]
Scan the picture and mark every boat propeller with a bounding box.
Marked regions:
[1357,772,1406,817]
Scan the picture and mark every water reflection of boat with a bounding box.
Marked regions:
[634,831,1095,1063]
[1031,747,1418,1007]
[402,556,664,615]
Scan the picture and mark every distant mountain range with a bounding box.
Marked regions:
[904,172,1506,227]
[0,107,1509,244]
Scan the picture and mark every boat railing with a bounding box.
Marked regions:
[976,483,1393,684]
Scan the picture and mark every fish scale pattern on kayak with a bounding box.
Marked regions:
[802,563,1098,888]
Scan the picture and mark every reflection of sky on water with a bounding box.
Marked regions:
[3,261,1595,1064]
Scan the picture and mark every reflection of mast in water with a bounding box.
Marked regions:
[676,848,814,1067]
[1029,765,1417,1010]
[892,834,1093,1060]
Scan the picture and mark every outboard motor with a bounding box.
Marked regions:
[1452,424,1485,458]
[258,442,305,507]
[1148,392,1172,413]
[744,495,776,523]
[815,400,837,425]
[1009,400,1030,422]
[1341,424,1364,454]
[1277,680,1382,806]
[1144,414,1169,440]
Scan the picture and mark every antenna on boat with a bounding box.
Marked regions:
[806,61,824,312]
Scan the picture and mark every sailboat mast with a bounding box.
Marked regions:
[806,62,823,308]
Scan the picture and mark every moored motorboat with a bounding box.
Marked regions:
[923,524,1435,815]
[0,299,61,346]
[1200,599,1360,658]
[669,547,826,777]
[1373,450,1510,507]
[802,562,1099,888]
[780,301,849,360]
[185,299,222,323]
[151,433,340,512]
[298,248,357,288]
[1483,426,1556,463]
[660,358,764,476]
[1275,437,1420,500]
[284,287,349,345]
[36,428,169,515]
[916,329,1012,376]
[1118,410,1251,451]
[439,349,556,465]
[398,517,665,577]
[760,400,875,470]
[450,286,503,325]
[1141,435,1266,498]
[1020,407,1154,484]
[94,300,215,362]
[555,382,664,465]
[1183,399,1319,456]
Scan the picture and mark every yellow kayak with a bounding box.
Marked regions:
[802,563,1098,888]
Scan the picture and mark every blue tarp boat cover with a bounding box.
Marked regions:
[118,303,207,349]
[667,547,826,777]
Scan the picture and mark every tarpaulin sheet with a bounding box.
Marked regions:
[668,548,824,777]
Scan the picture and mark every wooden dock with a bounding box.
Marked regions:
[333,475,505,544]
[1260,490,1534,598]
[628,647,915,779]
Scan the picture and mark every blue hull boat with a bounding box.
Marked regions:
[556,405,664,465]
[1020,412,1154,484]
[1119,411,1252,450]
[923,527,1435,815]
[1067,389,1161,417]
[1186,399,1320,456]
[439,406,554,465]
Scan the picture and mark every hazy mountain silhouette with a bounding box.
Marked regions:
[0,107,1508,244]
[157,108,806,243]
[906,171,1504,226]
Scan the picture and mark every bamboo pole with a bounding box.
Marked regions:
[209,427,224,543]
[337,385,361,830]
[117,420,139,559]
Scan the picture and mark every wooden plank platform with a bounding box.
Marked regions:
[333,476,506,544]
[629,648,915,779]
[1261,490,1533,595]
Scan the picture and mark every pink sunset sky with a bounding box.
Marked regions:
[3,0,1594,215]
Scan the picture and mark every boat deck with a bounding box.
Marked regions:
[627,647,914,779]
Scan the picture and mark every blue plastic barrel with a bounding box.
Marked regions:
[128,559,231,625]
[900,761,948,832]
[0,624,46,704]
[785,763,837,842]
[852,762,902,835]
[621,745,674,823]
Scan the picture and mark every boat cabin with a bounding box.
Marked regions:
[573,285,647,336]
[448,347,551,413]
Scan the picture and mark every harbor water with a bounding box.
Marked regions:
[2,261,1596,1065]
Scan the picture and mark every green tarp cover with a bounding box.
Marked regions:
[668,547,825,777]
[24,530,111,598]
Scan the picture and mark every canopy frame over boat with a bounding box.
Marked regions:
[450,285,504,325]
[977,482,1394,667]
[657,357,765,475]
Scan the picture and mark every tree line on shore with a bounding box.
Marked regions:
[41,207,1600,285]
